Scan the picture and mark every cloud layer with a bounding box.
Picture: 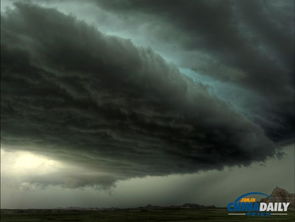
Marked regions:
[1,1,293,188]
[93,0,295,140]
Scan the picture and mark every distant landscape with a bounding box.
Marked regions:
[1,208,295,222]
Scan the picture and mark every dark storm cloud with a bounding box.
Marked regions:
[93,0,295,141]
[0,3,281,187]
[94,0,294,85]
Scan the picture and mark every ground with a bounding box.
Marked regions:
[1,208,295,222]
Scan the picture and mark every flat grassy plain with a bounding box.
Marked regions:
[1,208,294,222]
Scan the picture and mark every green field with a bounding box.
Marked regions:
[1,208,295,222]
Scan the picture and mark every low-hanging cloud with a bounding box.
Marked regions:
[0,3,285,188]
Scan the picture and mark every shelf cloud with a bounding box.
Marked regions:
[1,1,293,189]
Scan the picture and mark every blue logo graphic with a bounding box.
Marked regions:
[227,192,290,216]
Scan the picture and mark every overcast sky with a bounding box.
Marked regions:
[1,0,294,208]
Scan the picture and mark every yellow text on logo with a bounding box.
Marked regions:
[240,198,256,202]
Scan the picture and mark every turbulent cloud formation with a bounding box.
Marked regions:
[1,1,293,188]
[93,0,295,140]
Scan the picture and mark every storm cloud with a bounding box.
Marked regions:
[93,0,295,140]
[1,1,293,188]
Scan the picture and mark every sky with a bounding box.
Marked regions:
[1,0,294,208]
